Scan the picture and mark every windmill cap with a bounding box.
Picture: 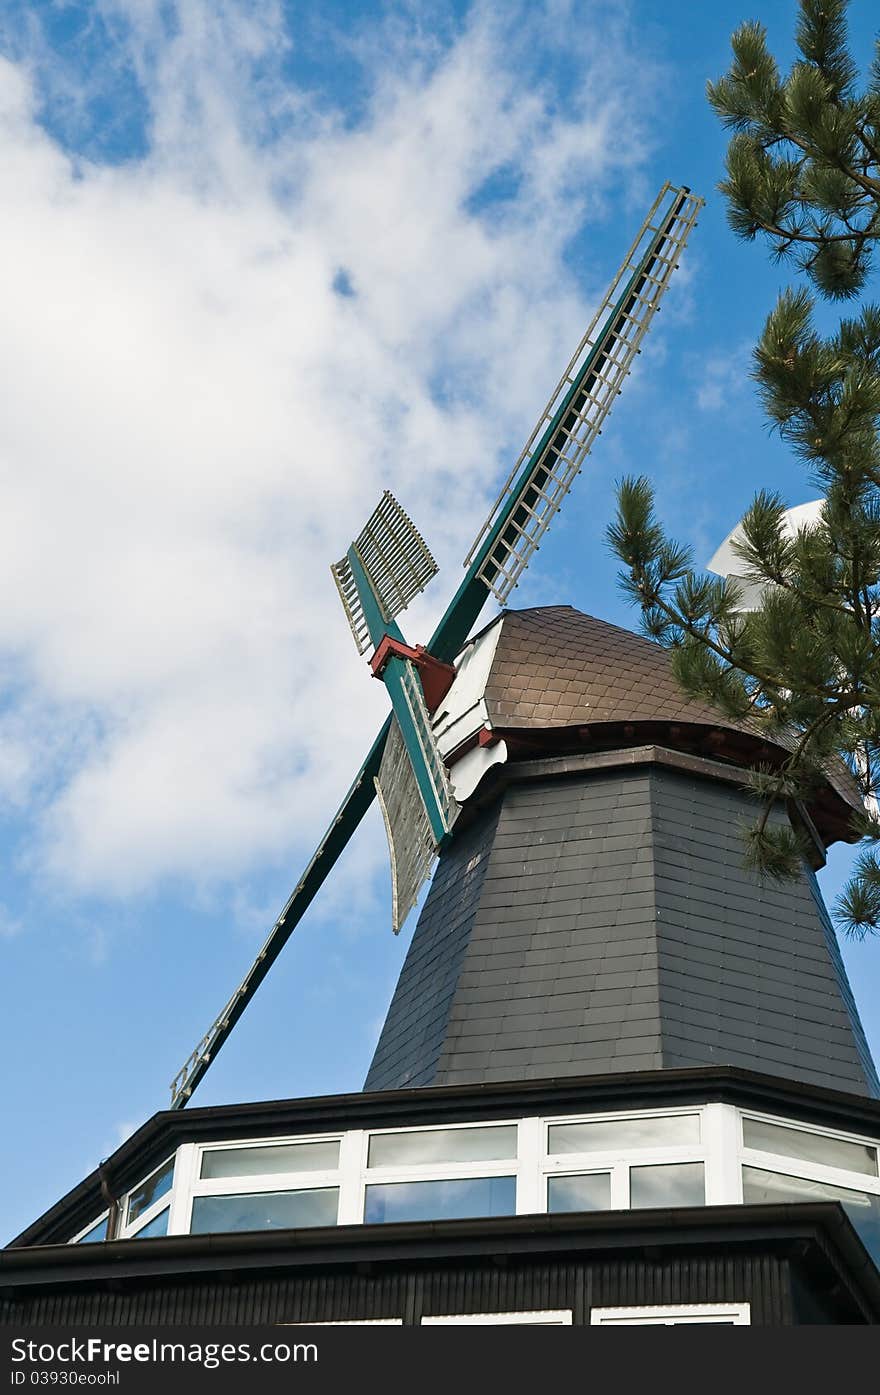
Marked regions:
[461,604,861,847]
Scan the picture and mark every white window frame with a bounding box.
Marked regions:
[186,1131,347,1234]
[119,1153,176,1240]
[422,1311,572,1326]
[543,1105,709,1212]
[738,1110,880,1202]
[125,1202,171,1239]
[67,1101,880,1244]
[591,1303,750,1326]
[362,1118,520,1226]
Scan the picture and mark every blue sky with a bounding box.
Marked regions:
[1,0,879,1245]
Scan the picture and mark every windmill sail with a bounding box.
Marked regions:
[332,491,438,654]
[375,701,458,934]
[333,494,460,921]
[468,184,701,602]
[431,183,702,661]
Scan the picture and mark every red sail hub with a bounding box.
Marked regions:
[370,636,457,713]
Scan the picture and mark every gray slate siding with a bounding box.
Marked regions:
[650,773,880,1096]
[435,773,664,1084]
[364,807,500,1091]
[364,766,878,1097]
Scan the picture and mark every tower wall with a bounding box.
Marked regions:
[365,763,878,1096]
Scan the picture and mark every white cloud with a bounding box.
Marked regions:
[0,0,655,902]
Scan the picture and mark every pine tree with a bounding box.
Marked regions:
[608,0,880,934]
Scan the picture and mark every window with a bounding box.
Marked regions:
[742,1117,877,1177]
[591,1304,750,1326]
[364,1176,515,1225]
[190,1187,339,1233]
[363,1122,518,1227]
[73,1215,109,1244]
[548,1114,700,1155]
[630,1162,705,1208]
[368,1125,516,1168]
[201,1140,340,1179]
[127,1158,174,1227]
[544,1110,706,1213]
[422,1311,572,1326]
[189,1133,345,1236]
[130,1207,170,1239]
[547,1172,612,1213]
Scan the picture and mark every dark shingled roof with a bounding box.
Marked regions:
[480,606,862,831]
[485,607,730,729]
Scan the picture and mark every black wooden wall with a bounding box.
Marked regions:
[1,1251,858,1326]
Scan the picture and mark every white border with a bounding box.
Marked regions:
[121,1154,176,1238]
[282,1319,403,1326]
[422,1310,573,1326]
[591,1303,751,1326]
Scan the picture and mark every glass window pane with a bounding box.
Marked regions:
[742,1118,877,1177]
[368,1126,517,1168]
[127,1158,174,1225]
[364,1176,515,1224]
[200,1140,340,1179]
[742,1166,880,1269]
[132,1207,169,1239]
[190,1188,339,1234]
[547,1173,612,1213]
[548,1114,700,1155]
[630,1162,705,1208]
[76,1217,108,1244]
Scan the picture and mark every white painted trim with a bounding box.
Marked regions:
[119,1154,176,1238]
[422,1310,572,1326]
[282,1319,403,1326]
[609,1163,629,1211]
[704,1104,741,1205]
[432,616,504,758]
[167,1144,199,1236]
[591,1303,750,1326]
[337,1130,365,1226]
[447,740,508,802]
[515,1116,543,1215]
[192,1170,343,1196]
[740,1151,880,1197]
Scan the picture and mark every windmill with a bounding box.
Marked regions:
[168,182,704,1110]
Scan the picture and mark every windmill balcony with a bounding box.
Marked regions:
[52,1090,880,1272]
